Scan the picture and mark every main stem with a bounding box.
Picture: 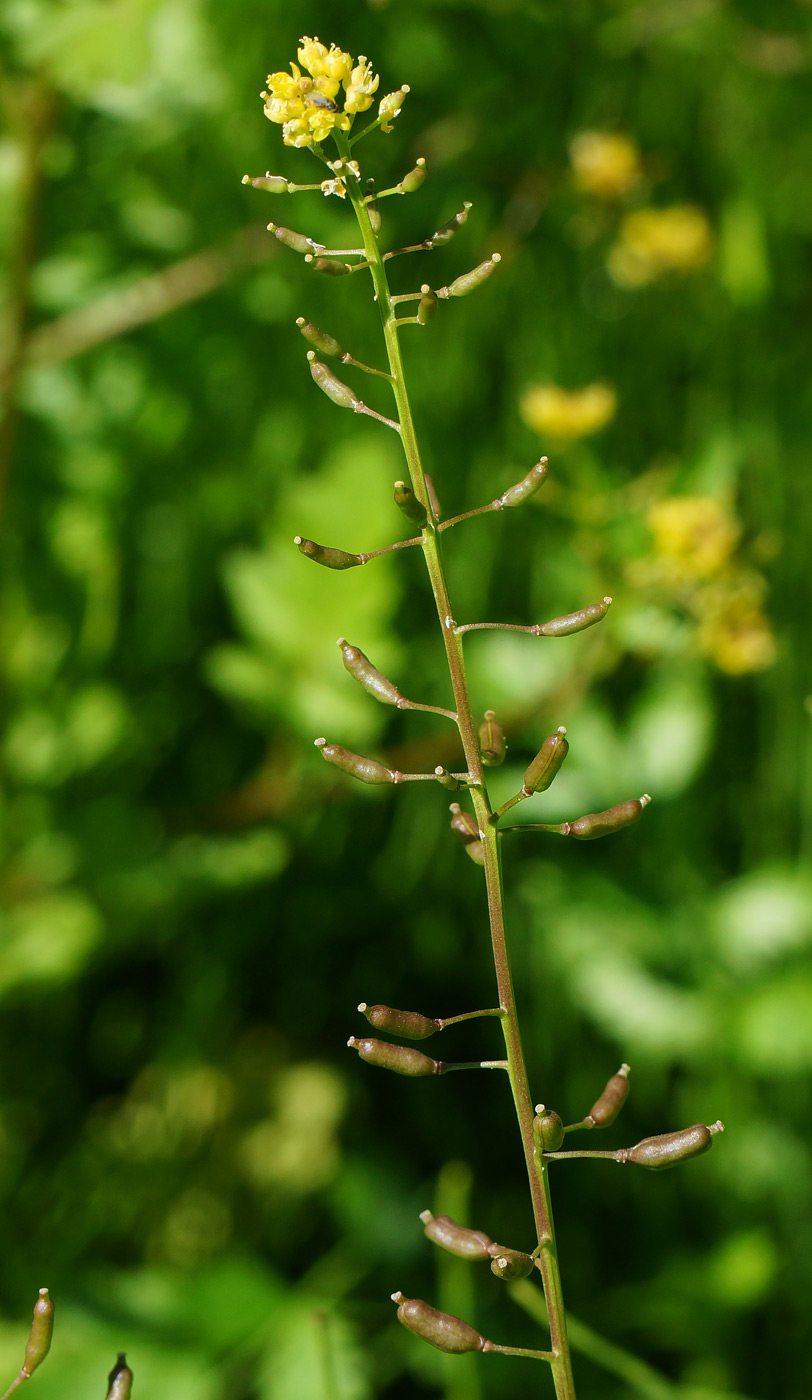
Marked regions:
[341,146,576,1399]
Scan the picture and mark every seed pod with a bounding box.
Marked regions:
[106,1354,133,1400]
[366,180,381,235]
[566,795,651,841]
[243,173,289,193]
[427,202,472,247]
[401,158,427,193]
[268,222,314,254]
[348,1037,441,1077]
[393,480,428,529]
[479,710,506,766]
[419,1211,493,1260]
[538,597,612,636]
[434,767,461,792]
[425,474,442,522]
[450,804,485,865]
[295,537,364,570]
[440,255,501,299]
[499,458,549,508]
[417,286,437,325]
[315,738,394,785]
[308,354,357,408]
[523,727,568,796]
[533,1107,564,1152]
[308,255,353,276]
[392,1293,486,1354]
[490,1248,535,1280]
[296,318,345,360]
[359,1003,440,1040]
[621,1121,724,1171]
[21,1289,53,1377]
[337,638,402,705]
[587,1064,630,1127]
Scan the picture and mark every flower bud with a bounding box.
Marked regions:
[440,255,501,299]
[419,1211,493,1260]
[490,1248,535,1280]
[268,222,314,254]
[337,638,402,705]
[523,727,568,796]
[566,795,650,840]
[315,739,394,785]
[308,256,353,276]
[499,458,549,508]
[450,804,485,866]
[22,1289,53,1378]
[308,354,357,408]
[479,711,506,766]
[348,1037,441,1076]
[417,286,437,325]
[359,1003,440,1039]
[538,597,612,636]
[621,1121,724,1171]
[393,480,428,529]
[106,1354,133,1400]
[427,202,472,247]
[243,173,289,193]
[587,1064,630,1127]
[401,158,427,193]
[533,1107,564,1152]
[295,537,364,570]
[296,318,345,360]
[392,1293,485,1354]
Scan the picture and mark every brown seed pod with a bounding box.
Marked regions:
[308,354,357,408]
[419,1210,493,1260]
[268,222,314,254]
[523,727,568,795]
[315,739,393,785]
[295,537,364,570]
[566,795,650,840]
[440,255,501,298]
[105,1354,134,1400]
[479,710,506,766]
[243,173,289,193]
[449,804,485,865]
[347,1037,442,1077]
[337,639,402,706]
[621,1121,724,1171]
[427,202,472,247]
[489,1248,535,1280]
[538,597,612,636]
[392,1293,486,1353]
[359,1004,440,1040]
[296,318,345,360]
[587,1064,630,1127]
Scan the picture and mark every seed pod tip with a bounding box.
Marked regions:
[419,1209,433,1223]
[314,737,326,748]
[356,1002,367,1013]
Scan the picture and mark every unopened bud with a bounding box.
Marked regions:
[392,1293,486,1354]
[315,739,394,785]
[337,638,402,705]
[359,1003,440,1039]
[417,286,437,325]
[427,202,472,247]
[499,459,549,508]
[539,597,612,636]
[106,1354,133,1400]
[587,1064,630,1127]
[523,727,568,796]
[419,1211,493,1260]
[297,318,345,359]
[268,222,314,254]
[440,255,501,299]
[243,173,289,193]
[307,255,352,276]
[479,710,506,766]
[22,1289,53,1378]
[295,537,364,570]
[490,1248,534,1280]
[393,481,428,529]
[533,1107,564,1152]
[348,1037,441,1077]
[401,158,427,193]
[566,795,650,840]
[450,803,485,866]
[621,1121,724,1171]
[308,354,357,408]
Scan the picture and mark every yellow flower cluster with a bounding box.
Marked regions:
[608,205,713,287]
[520,383,617,442]
[569,132,642,200]
[262,38,404,149]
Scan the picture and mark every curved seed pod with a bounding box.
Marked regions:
[538,597,612,636]
[450,804,485,866]
[393,480,429,529]
[348,1037,441,1077]
[308,354,357,408]
[499,458,549,508]
[419,1211,494,1260]
[21,1288,53,1377]
[243,173,289,193]
[392,1293,486,1354]
[523,727,568,796]
[533,1107,564,1152]
[359,1003,440,1039]
[566,795,651,840]
[417,286,437,325]
[479,710,506,766]
[427,202,472,247]
[296,318,345,360]
[621,1121,724,1171]
[308,255,353,276]
[490,1248,535,1281]
[401,158,427,193]
[315,739,394,785]
[337,639,402,705]
[106,1354,134,1400]
[587,1064,630,1127]
[441,254,501,298]
[295,537,364,570]
[268,222,314,254]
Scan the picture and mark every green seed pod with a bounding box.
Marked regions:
[441,254,501,298]
[296,318,345,360]
[359,1003,440,1040]
[21,1288,53,1377]
[295,536,364,570]
[267,222,313,254]
[308,255,352,276]
[366,180,381,236]
[392,1293,486,1354]
[523,727,568,796]
[337,638,402,706]
[401,158,427,193]
[434,767,461,792]
[348,1037,441,1077]
[499,458,549,508]
[419,1211,494,1260]
[417,286,437,325]
[427,202,472,248]
[393,480,428,529]
[490,1248,535,1281]
[566,795,651,841]
[587,1064,631,1127]
[315,738,394,785]
[621,1121,724,1171]
[106,1354,133,1400]
[479,710,506,766]
[450,804,485,866]
[538,597,612,636]
[533,1106,565,1152]
[308,354,357,409]
[243,173,289,193]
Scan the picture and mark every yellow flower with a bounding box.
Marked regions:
[647,497,739,583]
[693,573,776,674]
[379,86,409,133]
[298,37,352,84]
[520,383,617,441]
[262,41,380,148]
[345,56,379,113]
[569,132,642,199]
[608,205,713,287]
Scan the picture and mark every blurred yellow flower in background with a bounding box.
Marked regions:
[569,131,642,199]
[608,205,713,286]
[520,382,617,441]
[695,574,776,675]
[647,496,740,582]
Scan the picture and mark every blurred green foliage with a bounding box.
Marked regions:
[1,1,811,1396]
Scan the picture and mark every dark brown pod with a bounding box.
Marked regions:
[489,1248,535,1280]
[106,1354,134,1400]
[479,710,506,766]
[566,795,650,840]
[358,1003,440,1040]
[621,1121,724,1171]
[533,1107,564,1152]
[315,739,393,785]
[587,1064,630,1127]
[22,1289,53,1377]
[347,1037,441,1077]
[295,536,364,570]
[392,1293,486,1354]
[337,638,402,705]
[419,1210,493,1260]
[523,728,568,795]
